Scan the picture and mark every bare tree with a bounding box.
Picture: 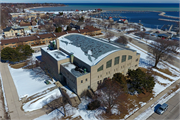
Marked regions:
[116,36,128,45]
[129,38,132,42]
[97,79,124,115]
[148,39,179,68]
[105,31,114,42]
[139,32,146,39]
[96,19,101,28]
[41,14,49,19]
[121,27,126,31]
[44,24,55,32]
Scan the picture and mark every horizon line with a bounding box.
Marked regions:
[0,2,179,4]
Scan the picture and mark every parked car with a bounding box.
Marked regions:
[156,103,168,115]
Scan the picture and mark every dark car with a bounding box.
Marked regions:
[156,103,168,115]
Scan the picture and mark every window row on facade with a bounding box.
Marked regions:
[81,78,88,83]
[97,55,135,72]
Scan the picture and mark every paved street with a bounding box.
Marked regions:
[147,92,180,120]
[126,79,180,120]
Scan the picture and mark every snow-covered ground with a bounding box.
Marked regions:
[23,88,61,112]
[8,65,57,100]
[125,33,180,60]
[34,97,104,120]
[123,43,180,119]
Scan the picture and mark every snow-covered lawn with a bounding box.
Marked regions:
[34,97,104,120]
[125,33,180,60]
[128,43,180,94]
[23,88,61,112]
[8,65,56,100]
[124,43,180,119]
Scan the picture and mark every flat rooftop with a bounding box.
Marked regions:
[42,47,69,61]
[58,33,123,66]
[62,62,89,77]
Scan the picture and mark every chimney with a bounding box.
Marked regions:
[70,53,74,64]
[56,39,59,49]
[84,68,86,73]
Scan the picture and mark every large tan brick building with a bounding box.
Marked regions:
[41,33,140,96]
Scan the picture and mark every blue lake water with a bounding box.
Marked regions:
[31,3,179,12]
[91,11,179,29]
[31,3,179,29]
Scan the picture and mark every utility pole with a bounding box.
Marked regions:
[156,25,159,30]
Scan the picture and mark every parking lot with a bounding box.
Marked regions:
[147,92,180,120]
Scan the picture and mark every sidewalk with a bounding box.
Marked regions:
[0,62,46,120]
[127,78,180,120]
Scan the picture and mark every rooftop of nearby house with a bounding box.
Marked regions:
[3,27,24,32]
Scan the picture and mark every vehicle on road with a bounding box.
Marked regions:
[156,103,168,115]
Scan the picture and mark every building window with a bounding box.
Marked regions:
[128,55,132,60]
[81,80,83,83]
[136,58,139,62]
[114,56,119,65]
[88,86,90,89]
[97,81,99,84]
[13,45,16,48]
[121,55,126,63]
[106,59,112,68]
[86,79,87,81]
[97,65,103,72]
[135,64,137,67]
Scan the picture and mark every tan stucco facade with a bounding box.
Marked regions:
[41,38,140,96]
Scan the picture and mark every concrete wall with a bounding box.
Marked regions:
[76,73,91,95]
[58,49,140,96]
[41,48,59,81]
[90,50,140,91]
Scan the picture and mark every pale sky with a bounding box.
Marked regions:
[0,0,179,3]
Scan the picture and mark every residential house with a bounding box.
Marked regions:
[3,27,24,37]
